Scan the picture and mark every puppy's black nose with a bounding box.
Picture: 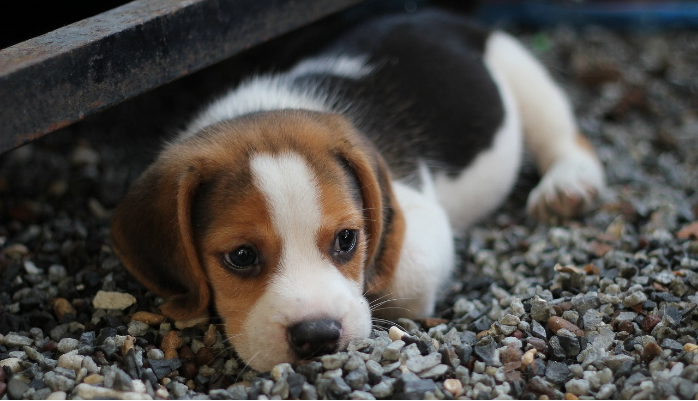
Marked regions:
[288,318,342,358]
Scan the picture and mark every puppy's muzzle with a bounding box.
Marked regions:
[287,318,342,359]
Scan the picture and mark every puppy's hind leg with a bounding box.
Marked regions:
[484,32,605,222]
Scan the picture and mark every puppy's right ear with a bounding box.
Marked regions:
[110,146,211,320]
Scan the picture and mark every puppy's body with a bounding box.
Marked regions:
[112,10,604,371]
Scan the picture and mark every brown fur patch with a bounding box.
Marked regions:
[111,110,406,330]
[364,157,406,294]
[197,185,281,340]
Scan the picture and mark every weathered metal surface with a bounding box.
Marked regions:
[0,0,365,153]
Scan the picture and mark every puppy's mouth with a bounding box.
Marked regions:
[286,317,344,359]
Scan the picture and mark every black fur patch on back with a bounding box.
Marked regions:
[294,9,504,179]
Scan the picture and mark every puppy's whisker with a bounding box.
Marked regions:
[369,297,415,311]
[235,349,261,383]
[370,318,408,332]
[362,278,392,296]
[371,306,413,314]
[367,290,399,304]
[369,296,404,308]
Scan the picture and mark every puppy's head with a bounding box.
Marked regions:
[111,110,404,371]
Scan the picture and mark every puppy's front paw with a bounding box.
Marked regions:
[527,154,605,222]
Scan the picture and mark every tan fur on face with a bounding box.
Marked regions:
[111,110,406,338]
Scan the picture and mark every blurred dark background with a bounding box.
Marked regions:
[3,0,698,51]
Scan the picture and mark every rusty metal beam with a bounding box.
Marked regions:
[0,0,365,153]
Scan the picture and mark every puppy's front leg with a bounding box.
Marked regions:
[485,32,605,221]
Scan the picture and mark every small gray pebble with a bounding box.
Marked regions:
[4,334,33,347]
[350,390,376,400]
[624,291,647,306]
[566,379,590,396]
[330,377,352,396]
[322,353,348,370]
[43,372,76,392]
[345,369,368,390]
[499,314,520,326]
[57,338,79,354]
[344,353,365,372]
[226,385,248,400]
[7,378,30,399]
[270,380,289,399]
[371,379,395,398]
[383,340,405,361]
[348,338,374,353]
[302,382,318,400]
[209,389,234,400]
[170,382,189,399]
[147,348,165,360]
[406,353,442,373]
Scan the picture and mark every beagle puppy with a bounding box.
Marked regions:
[111,10,604,371]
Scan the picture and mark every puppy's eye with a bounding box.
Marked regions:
[224,246,259,269]
[334,229,357,254]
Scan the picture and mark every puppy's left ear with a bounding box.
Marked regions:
[110,145,211,320]
[362,156,406,295]
[327,116,406,295]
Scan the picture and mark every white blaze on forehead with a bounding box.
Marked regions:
[239,152,372,371]
[250,152,324,265]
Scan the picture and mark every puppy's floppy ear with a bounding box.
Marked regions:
[361,156,406,295]
[328,117,406,295]
[110,145,211,320]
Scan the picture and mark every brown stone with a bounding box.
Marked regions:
[161,330,183,351]
[683,343,698,353]
[443,379,463,397]
[203,325,217,348]
[0,366,5,382]
[505,369,522,383]
[194,346,216,367]
[548,317,583,336]
[121,336,135,357]
[0,382,6,399]
[83,374,104,385]
[131,311,166,326]
[528,376,556,398]
[677,221,698,239]
[554,264,584,275]
[589,241,613,257]
[164,349,178,360]
[565,393,579,400]
[502,361,521,373]
[421,317,448,328]
[652,282,669,292]
[179,345,194,362]
[93,351,109,365]
[642,315,661,332]
[181,362,198,380]
[527,337,549,353]
[521,348,537,370]
[500,345,522,364]
[582,264,600,276]
[642,342,662,361]
[52,298,77,322]
[618,321,635,335]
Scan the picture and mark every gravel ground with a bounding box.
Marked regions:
[1,23,698,400]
